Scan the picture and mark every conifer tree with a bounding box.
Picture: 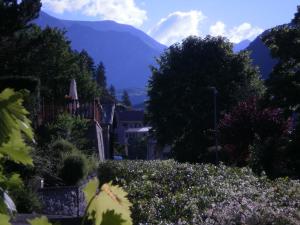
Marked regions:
[95,62,107,89]
[122,90,131,107]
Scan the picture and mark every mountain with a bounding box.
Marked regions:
[35,12,166,89]
[233,40,251,52]
[247,31,278,79]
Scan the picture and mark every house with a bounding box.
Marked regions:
[115,110,145,145]
[114,109,166,159]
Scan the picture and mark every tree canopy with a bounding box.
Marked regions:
[121,90,132,107]
[147,36,264,162]
[0,1,100,102]
[95,62,107,89]
[263,6,300,112]
[0,0,41,36]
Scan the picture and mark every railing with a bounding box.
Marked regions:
[38,99,102,125]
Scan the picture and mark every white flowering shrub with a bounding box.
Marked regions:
[98,160,300,225]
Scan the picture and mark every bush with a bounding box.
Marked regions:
[46,114,94,154]
[11,187,42,213]
[219,97,290,167]
[50,139,76,158]
[59,152,88,186]
[98,160,300,225]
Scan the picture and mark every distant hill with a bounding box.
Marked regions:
[35,12,166,89]
[233,40,251,52]
[247,31,278,79]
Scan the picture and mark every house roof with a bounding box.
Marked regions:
[117,110,144,122]
[102,103,115,125]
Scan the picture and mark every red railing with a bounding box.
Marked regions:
[38,99,102,125]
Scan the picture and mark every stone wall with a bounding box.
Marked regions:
[38,185,86,216]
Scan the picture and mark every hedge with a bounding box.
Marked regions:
[98,160,300,225]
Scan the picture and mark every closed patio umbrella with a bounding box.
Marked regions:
[68,79,79,113]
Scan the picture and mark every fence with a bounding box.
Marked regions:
[38,99,102,125]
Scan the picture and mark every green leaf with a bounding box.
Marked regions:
[0,213,11,225]
[87,182,132,225]
[0,129,33,165]
[6,174,23,191]
[0,89,33,143]
[83,177,99,204]
[0,88,33,165]
[27,216,52,225]
[0,198,8,214]
[100,210,126,225]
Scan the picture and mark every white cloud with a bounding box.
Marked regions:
[209,21,226,36]
[148,10,206,46]
[42,0,147,27]
[210,21,263,43]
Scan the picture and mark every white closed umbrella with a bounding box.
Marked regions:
[68,79,79,112]
[69,79,78,100]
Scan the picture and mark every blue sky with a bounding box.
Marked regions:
[42,0,299,45]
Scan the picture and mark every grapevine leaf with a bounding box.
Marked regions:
[100,210,126,225]
[87,182,132,225]
[0,129,33,165]
[83,177,99,204]
[0,213,11,225]
[27,216,52,225]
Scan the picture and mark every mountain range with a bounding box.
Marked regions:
[35,12,166,90]
[35,12,277,104]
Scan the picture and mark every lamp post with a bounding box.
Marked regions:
[208,87,219,165]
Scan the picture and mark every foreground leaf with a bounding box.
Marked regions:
[0,89,33,165]
[100,210,126,225]
[83,177,99,204]
[27,216,52,225]
[87,182,132,225]
[0,213,11,225]
[0,129,33,165]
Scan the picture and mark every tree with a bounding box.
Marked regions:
[0,0,41,36]
[291,5,300,24]
[0,25,100,102]
[0,1,100,102]
[263,6,300,112]
[219,97,290,168]
[109,85,116,100]
[121,90,131,107]
[95,62,107,89]
[147,36,264,162]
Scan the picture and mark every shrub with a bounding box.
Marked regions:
[50,139,76,158]
[59,152,88,186]
[98,160,300,225]
[10,187,42,213]
[219,97,290,167]
[46,113,93,153]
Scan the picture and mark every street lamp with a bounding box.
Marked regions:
[208,87,219,165]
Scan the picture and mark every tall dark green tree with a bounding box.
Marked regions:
[0,0,41,36]
[109,85,116,101]
[263,6,300,113]
[291,5,300,24]
[262,6,300,179]
[121,90,131,107]
[0,21,99,102]
[95,62,107,89]
[147,36,264,162]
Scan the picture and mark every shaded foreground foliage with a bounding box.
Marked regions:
[0,88,133,225]
[98,160,300,225]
